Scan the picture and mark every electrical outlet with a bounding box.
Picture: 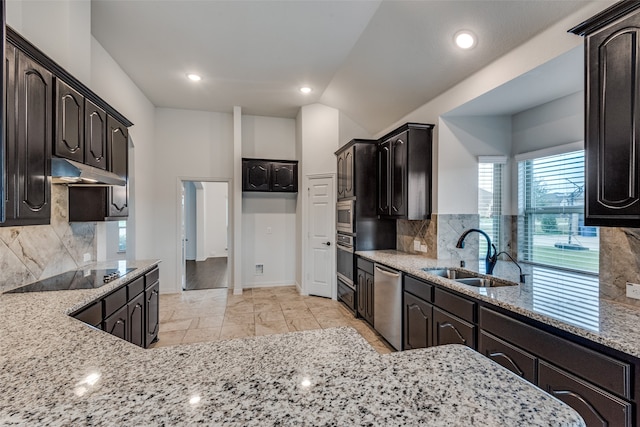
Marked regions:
[267,227,272,234]
[420,244,428,253]
[626,282,640,300]
[83,253,91,262]
[255,264,264,276]
[413,240,421,251]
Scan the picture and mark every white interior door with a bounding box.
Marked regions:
[306,176,334,298]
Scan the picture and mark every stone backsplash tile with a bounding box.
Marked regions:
[397,216,437,257]
[0,186,96,292]
[599,227,640,307]
[436,214,480,269]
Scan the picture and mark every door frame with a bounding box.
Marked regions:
[176,177,232,293]
[302,173,336,299]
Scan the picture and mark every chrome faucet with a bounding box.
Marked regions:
[455,228,498,275]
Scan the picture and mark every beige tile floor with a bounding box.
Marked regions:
[150,286,394,354]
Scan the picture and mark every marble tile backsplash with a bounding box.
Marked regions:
[599,227,640,307]
[396,216,437,256]
[0,185,96,292]
[436,214,480,270]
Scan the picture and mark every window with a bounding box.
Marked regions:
[118,220,127,252]
[478,158,504,269]
[517,150,598,274]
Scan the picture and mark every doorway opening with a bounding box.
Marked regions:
[181,180,230,291]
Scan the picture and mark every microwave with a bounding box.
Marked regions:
[336,200,354,234]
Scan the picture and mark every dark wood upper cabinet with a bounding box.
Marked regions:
[570,2,640,226]
[242,158,298,193]
[336,145,357,200]
[107,116,128,217]
[55,79,83,163]
[377,123,433,220]
[3,42,52,226]
[84,99,107,169]
[68,115,128,221]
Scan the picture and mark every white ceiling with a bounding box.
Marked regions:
[91,0,592,135]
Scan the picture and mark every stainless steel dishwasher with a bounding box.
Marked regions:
[373,263,402,350]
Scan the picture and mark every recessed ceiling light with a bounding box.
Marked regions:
[299,86,312,94]
[187,73,202,82]
[454,31,476,49]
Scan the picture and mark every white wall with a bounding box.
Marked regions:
[339,111,372,147]
[512,91,584,155]
[7,0,91,84]
[154,108,234,292]
[241,116,297,287]
[203,182,228,258]
[438,116,511,214]
[297,103,339,294]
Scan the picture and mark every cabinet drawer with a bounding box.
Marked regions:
[480,307,631,398]
[103,285,127,319]
[538,361,632,427]
[404,275,433,302]
[434,288,475,323]
[145,268,159,288]
[127,276,145,299]
[479,330,537,384]
[433,307,476,349]
[73,301,101,327]
[356,258,374,275]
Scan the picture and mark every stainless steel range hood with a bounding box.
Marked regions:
[51,158,125,186]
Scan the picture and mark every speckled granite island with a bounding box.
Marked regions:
[0,260,583,425]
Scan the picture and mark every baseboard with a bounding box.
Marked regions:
[243,281,297,289]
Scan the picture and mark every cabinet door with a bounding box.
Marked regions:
[272,162,297,192]
[377,140,390,215]
[145,280,160,348]
[585,12,640,226]
[243,160,270,191]
[84,99,107,169]
[433,307,476,349]
[128,292,145,348]
[104,304,128,341]
[403,292,432,350]
[336,152,345,199]
[343,147,355,198]
[365,272,375,325]
[390,132,407,217]
[356,269,367,318]
[478,330,537,384]
[107,115,128,218]
[539,361,632,427]
[13,51,52,224]
[55,79,84,162]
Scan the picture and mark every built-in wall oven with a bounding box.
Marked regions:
[336,200,355,234]
[336,232,356,312]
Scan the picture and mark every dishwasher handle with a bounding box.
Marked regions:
[375,265,400,278]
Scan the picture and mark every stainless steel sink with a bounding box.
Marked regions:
[454,277,515,287]
[422,267,518,287]
[421,268,478,280]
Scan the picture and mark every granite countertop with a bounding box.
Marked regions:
[356,250,640,359]
[0,260,583,425]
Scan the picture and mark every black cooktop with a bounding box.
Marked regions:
[6,267,136,293]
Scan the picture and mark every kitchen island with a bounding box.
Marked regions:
[0,261,583,425]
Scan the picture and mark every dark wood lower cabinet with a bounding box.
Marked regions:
[478,330,537,383]
[72,267,159,349]
[538,361,632,427]
[433,307,475,349]
[403,292,432,350]
[145,280,160,348]
[128,292,145,348]
[357,265,374,326]
[103,304,128,341]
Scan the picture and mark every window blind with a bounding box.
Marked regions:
[478,162,503,269]
[517,150,598,274]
